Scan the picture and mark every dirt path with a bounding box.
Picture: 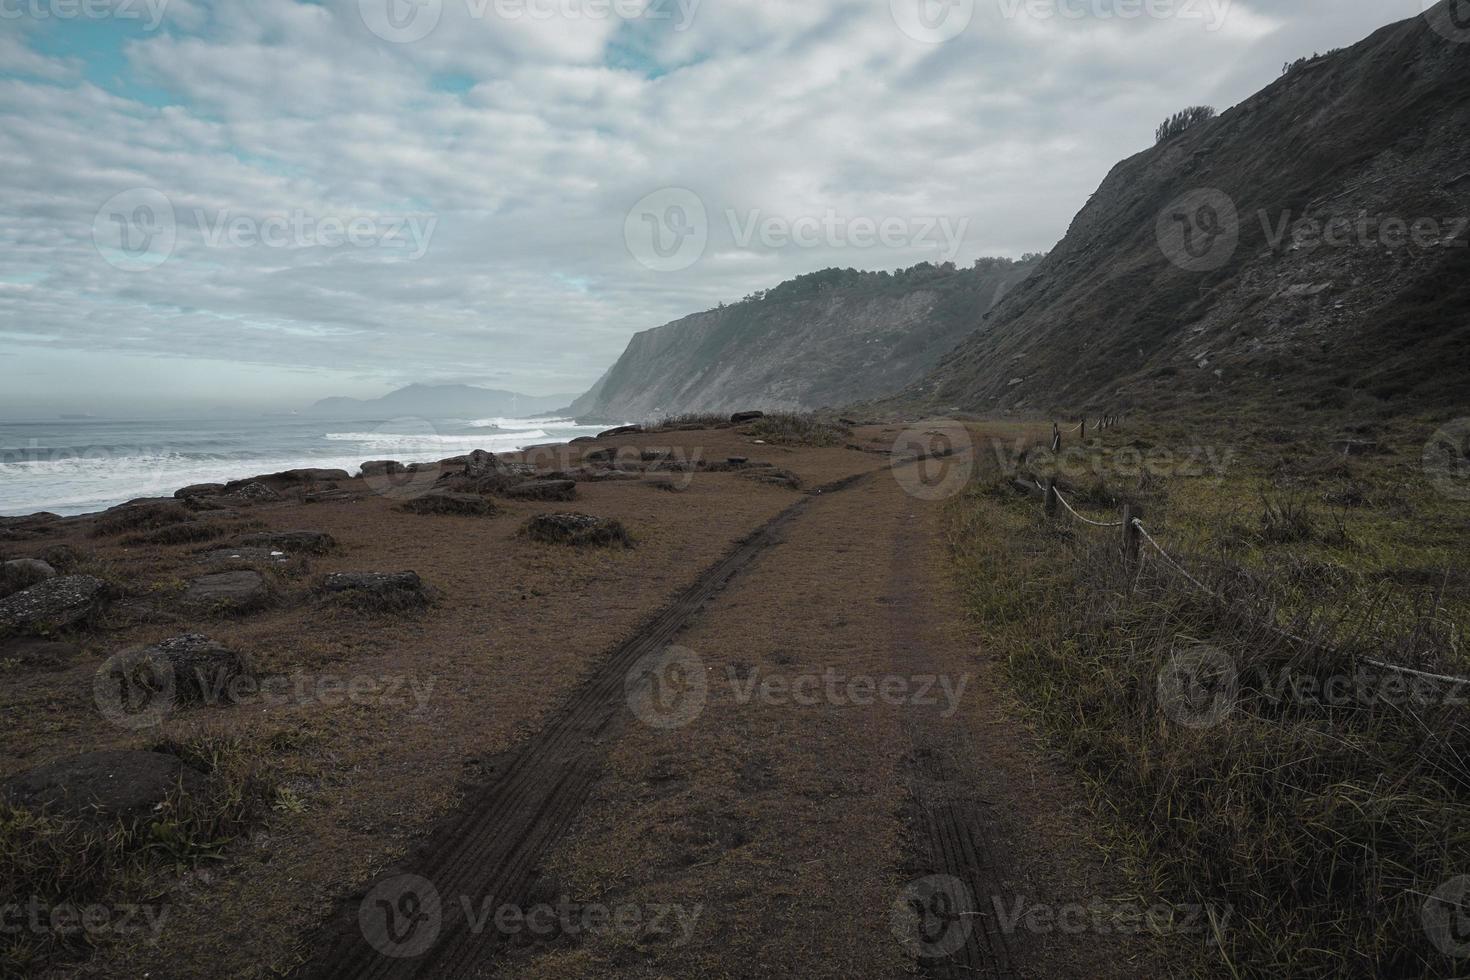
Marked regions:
[297,440,1164,979]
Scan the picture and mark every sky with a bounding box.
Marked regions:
[0,0,1428,416]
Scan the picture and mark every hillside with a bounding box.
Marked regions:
[571,259,1039,419]
[908,5,1470,418]
[305,384,574,419]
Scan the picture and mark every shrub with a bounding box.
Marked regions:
[1155,105,1216,145]
[744,413,851,448]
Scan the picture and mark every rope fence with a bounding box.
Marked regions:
[1024,415,1470,687]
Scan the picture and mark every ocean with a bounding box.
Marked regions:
[0,415,612,518]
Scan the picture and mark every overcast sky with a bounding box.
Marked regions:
[0,0,1424,416]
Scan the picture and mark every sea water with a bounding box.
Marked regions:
[0,415,610,517]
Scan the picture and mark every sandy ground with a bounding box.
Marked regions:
[1,422,1170,979]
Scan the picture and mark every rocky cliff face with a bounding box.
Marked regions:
[908,4,1469,418]
[571,259,1038,420]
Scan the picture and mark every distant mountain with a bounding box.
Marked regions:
[905,5,1470,417]
[305,384,576,419]
[570,258,1040,419]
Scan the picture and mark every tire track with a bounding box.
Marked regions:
[298,470,877,980]
[887,497,1018,979]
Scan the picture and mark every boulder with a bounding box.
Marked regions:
[359,460,406,477]
[319,571,431,610]
[730,411,765,424]
[505,480,577,502]
[174,483,225,499]
[2,558,57,597]
[3,750,205,823]
[184,570,268,611]
[583,447,616,463]
[267,468,351,484]
[598,424,643,438]
[321,571,423,594]
[228,482,282,502]
[741,468,802,491]
[239,530,336,554]
[0,575,106,633]
[641,449,672,462]
[141,634,254,704]
[522,513,632,548]
[570,436,596,444]
[463,450,509,480]
[727,457,750,467]
[399,491,495,516]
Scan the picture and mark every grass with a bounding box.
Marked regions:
[0,735,278,976]
[948,416,1470,978]
[743,413,851,448]
[122,522,227,547]
[89,503,192,539]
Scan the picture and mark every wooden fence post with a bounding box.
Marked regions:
[1080,418,1086,440]
[1044,477,1058,518]
[1051,422,1062,454]
[1122,503,1140,567]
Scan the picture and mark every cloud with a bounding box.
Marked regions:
[0,0,1424,410]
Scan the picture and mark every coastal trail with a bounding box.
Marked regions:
[299,430,1163,979]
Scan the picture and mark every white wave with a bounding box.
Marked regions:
[323,430,549,450]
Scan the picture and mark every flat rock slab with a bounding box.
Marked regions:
[400,491,494,516]
[198,547,289,565]
[321,571,424,594]
[0,575,106,633]
[185,570,267,609]
[3,750,205,823]
[239,530,336,554]
[505,480,577,502]
[730,411,765,423]
[228,482,282,502]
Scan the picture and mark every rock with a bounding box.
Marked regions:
[229,482,282,502]
[581,469,640,482]
[197,547,289,565]
[321,571,424,594]
[175,483,225,499]
[646,478,688,493]
[505,480,577,502]
[140,633,254,704]
[239,530,336,554]
[641,449,672,462]
[570,436,596,444]
[399,491,495,516]
[730,411,765,423]
[2,558,57,597]
[583,447,616,463]
[319,571,431,610]
[598,425,643,438]
[522,513,632,548]
[463,450,510,479]
[0,637,80,671]
[0,575,107,633]
[184,570,268,611]
[359,460,406,477]
[3,750,205,823]
[727,457,749,467]
[123,521,225,546]
[269,468,352,484]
